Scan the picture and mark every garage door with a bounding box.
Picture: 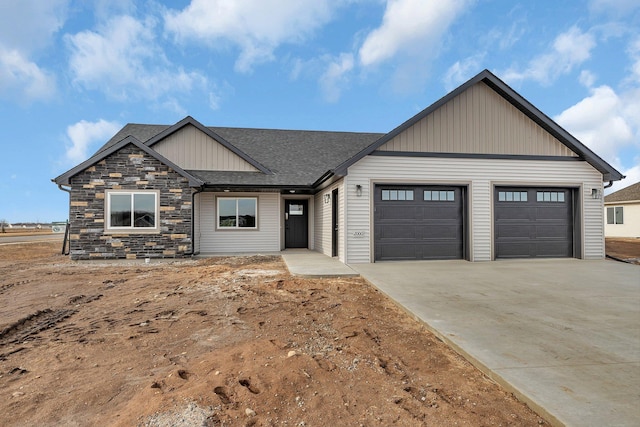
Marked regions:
[374,185,465,261]
[494,187,574,258]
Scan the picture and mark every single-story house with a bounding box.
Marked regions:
[604,181,640,238]
[53,70,624,262]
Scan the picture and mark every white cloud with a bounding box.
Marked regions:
[65,119,122,163]
[443,54,485,91]
[589,0,640,16]
[319,53,354,102]
[0,47,56,101]
[555,85,640,173]
[0,0,68,53]
[0,0,66,102]
[503,26,596,85]
[164,0,337,73]
[67,15,208,103]
[579,70,596,88]
[359,0,471,67]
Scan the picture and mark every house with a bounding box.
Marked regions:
[53,70,624,262]
[604,181,640,238]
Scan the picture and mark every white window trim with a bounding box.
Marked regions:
[105,190,160,233]
[606,206,624,225]
[216,197,258,230]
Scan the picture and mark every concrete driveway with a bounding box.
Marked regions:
[351,259,640,427]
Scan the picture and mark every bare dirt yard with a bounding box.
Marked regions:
[606,237,640,264]
[0,242,547,426]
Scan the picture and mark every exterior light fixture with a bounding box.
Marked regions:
[355,184,363,197]
[223,189,230,192]
[289,190,296,193]
[591,188,600,199]
[324,194,331,204]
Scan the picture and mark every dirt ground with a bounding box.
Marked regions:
[605,237,640,264]
[0,242,547,427]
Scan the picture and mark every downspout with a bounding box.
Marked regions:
[189,187,205,256]
[56,184,72,255]
[604,181,613,189]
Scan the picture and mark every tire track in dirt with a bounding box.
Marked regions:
[0,309,77,345]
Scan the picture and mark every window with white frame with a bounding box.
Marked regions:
[107,191,158,230]
[217,197,257,229]
[606,206,624,224]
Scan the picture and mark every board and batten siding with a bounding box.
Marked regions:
[314,180,345,262]
[378,82,577,157]
[153,125,259,172]
[198,192,280,253]
[345,156,604,263]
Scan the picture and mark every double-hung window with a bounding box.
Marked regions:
[107,191,158,231]
[217,197,257,229]
[606,206,624,224]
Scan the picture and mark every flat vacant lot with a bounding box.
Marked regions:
[0,243,546,426]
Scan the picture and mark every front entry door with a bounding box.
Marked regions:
[285,200,308,248]
[331,189,338,257]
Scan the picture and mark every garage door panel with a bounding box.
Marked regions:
[495,187,573,259]
[495,206,532,220]
[535,225,571,239]
[377,206,422,220]
[496,224,533,239]
[375,185,465,261]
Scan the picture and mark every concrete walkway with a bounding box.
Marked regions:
[351,259,640,427]
[281,249,358,277]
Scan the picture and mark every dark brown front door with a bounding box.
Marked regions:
[285,200,308,248]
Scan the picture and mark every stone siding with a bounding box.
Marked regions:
[68,144,194,260]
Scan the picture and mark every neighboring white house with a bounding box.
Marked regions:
[604,181,640,238]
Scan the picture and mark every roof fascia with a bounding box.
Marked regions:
[145,116,273,175]
[333,69,623,181]
[53,136,204,187]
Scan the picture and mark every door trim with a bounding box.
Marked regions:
[284,199,309,249]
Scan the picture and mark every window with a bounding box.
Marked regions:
[424,190,455,201]
[536,191,565,203]
[606,206,624,224]
[107,191,158,230]
[498,191,528,202]
[218,197,257,229]
[381,189,414,201]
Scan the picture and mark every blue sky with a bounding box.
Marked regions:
[1,0,639,223]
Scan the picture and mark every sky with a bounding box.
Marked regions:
[1,0,639,223]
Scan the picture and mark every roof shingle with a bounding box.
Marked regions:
[605,181,640,203]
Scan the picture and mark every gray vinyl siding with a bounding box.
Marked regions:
[345,156,604,263]
[153,124,259,172]
[199,192,280,253]
[314,179,345,262]
[377,82,577,157]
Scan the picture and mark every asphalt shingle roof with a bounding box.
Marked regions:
[604,181,640,203]
[97,124,383,188]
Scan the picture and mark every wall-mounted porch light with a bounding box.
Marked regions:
[591,188,601,199]
[355,184,363,197]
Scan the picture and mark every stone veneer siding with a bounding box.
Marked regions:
[68,144,194,260]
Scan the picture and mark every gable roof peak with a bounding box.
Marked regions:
[333,69,623,182]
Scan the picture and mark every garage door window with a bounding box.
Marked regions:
[424,190,455,201]
[498,191,527,202]
[381,189,414,201]
[537,191,565,202]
